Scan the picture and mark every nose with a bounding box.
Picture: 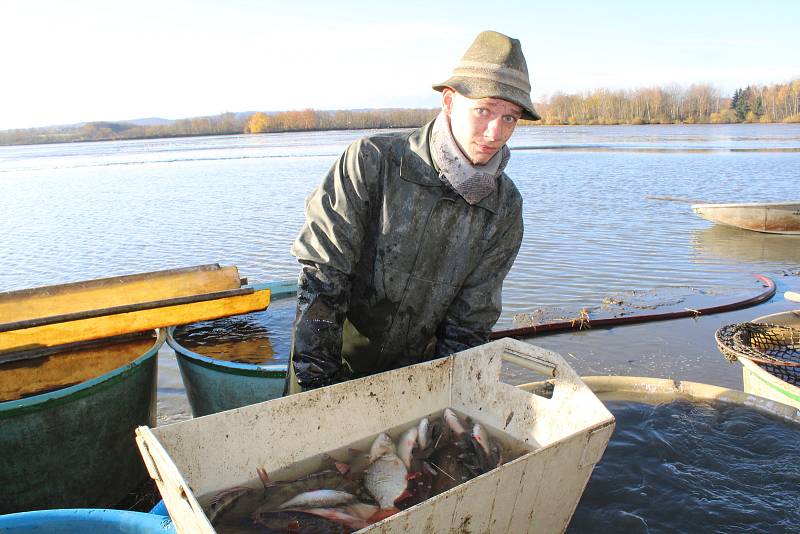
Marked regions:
[484,117,503,140]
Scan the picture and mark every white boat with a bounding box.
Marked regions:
[691,201,800,234]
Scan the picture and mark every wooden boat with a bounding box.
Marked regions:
[0,330,165,514]
[168,280,296,417]
[736,309,800,411]
[691,201,800,234]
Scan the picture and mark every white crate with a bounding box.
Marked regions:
[136,338,614,534]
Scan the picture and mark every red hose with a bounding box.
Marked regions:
[490,274,776,339]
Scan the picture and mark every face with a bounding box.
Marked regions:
[442,89,522,165]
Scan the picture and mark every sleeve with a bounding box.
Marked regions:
[288,138,377,389]
[434,198,523,357]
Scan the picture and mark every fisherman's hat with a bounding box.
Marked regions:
[433,30,540,121]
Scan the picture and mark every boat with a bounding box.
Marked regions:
[0,330,165,514]
[690,201,800,234]
[167,280,296,417]
[725,309,800,411]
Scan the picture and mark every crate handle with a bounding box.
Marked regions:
[502,348,557,377]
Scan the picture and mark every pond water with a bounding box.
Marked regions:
[1,123,799,423]
[568,399,800,533]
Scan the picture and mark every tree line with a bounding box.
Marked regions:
[2,78,799,145]
[536,78,800,125]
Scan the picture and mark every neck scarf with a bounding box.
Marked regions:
[429,111,510,205]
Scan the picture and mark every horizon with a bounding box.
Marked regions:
[2,0,799,131]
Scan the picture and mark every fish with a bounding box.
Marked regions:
[444,408,467,437]
[278,489,358,510]
[207,486,254,525]
[282,507,370,531]
[417,417,431,450]
[427,440,477,495]
[397,426,418,469]
[471,422,502,470]
[252,509,354,533]
[369,432,395,462]
[252,470,361,513]
[364,451,410,510]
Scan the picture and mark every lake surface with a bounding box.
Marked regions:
[1,123,799,422]
[568,399,800,533]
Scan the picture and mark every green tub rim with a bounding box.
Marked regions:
[0,329,165,419]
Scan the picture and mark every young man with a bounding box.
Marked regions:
[285,30,540,394]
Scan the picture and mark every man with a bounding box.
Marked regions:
[285,30,539,394]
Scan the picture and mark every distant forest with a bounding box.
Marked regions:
[2,78,799,146]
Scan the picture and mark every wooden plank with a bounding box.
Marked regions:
[0,289,270,355]
[0,334,154,402]
[0,264,242,323]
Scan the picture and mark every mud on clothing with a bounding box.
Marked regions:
[287,120,523,392]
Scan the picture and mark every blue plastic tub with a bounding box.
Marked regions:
[0,509,175,533]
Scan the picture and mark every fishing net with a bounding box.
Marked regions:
[715,322,800,385]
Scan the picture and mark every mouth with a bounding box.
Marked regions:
[476,144,499,154]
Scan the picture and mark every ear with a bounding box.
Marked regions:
[442,88,454,116]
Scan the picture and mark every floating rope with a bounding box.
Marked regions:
[715,322,800,386]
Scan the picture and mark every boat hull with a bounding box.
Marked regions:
[168,327,286,417]
[0,330,165,514]
[739,310,800,411]
[691,202,800,234]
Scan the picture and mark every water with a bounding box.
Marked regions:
[568,399,800,533]
[1,123,800,422]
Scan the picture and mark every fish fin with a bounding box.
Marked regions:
[406,471,423,481]
[335,461,351,475]
[369,507,400,523]
[394,489,414,504]
[256,466,270,487]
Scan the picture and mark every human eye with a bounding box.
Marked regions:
[474,107,490,117]
[502,115,518,124]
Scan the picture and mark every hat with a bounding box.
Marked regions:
[433,30,540,121]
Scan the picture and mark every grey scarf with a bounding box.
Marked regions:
[429,111,510,205]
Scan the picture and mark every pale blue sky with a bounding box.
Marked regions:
[1,0,798,130]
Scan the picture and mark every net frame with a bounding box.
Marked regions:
[715,322,800,386]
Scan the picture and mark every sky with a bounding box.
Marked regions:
[1,0,799,130]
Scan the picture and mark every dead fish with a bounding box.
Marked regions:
[255,470,359,513]
[471,423,501,470]
[427,441,475,495]
[369,432,395,462]
[444,408,467,437]
[207,486,254,525]
[417,417,431,450]
[278,489,357,510]
[252,509,353,533]
[397,426,418,469]
[286,507,370,531]
[364,451,410,510]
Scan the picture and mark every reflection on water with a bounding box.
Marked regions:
[173,299,296,364]
[568,399,800,533]
[693,224,800,265]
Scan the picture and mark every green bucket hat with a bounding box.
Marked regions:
[433,30,540,121]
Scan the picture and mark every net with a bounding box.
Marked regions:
[715,322,800,386]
